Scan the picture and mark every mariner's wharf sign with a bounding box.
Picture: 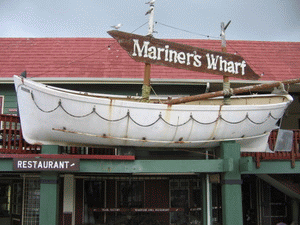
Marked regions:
[13,158,80,171]
[108,30,260,80]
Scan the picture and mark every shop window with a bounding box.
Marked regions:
[23,178,40,225]
[260,180,289,224]
[269,187,287,217]
[82,177,208,224]
[0,183,10,224]
[12,182,22,222]
[85,180,104,208]
[212,183,222,224]
[170,179,202,225]
[190,180,203,224]
[84,179,147,224]
[118,180,144,208]
[262,185,287,218]
[84,180,105,224]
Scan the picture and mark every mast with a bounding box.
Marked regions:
[147,0,155,36]
[221,20,231,105]
[142,0,155,101]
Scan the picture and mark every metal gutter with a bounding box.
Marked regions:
[0,76,273,85]
[2,76,300,91]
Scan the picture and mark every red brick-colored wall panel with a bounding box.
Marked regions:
[1,38,299,82]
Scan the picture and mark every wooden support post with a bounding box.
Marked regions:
[63,174,76,225]
[39,145,60,225]
[221,21,231,105]
[40,172,59,225]
[142,1,155,101]
[142,63,151,101]
[221,141,243,225]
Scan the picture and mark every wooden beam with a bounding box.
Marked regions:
[166,77,300,105]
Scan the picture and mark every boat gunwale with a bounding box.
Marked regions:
[14,75,293,112]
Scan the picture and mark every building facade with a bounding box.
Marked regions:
[0,37,300,224]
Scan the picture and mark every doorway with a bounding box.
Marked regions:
[0,179,22,225]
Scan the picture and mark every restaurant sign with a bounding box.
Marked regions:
[13,158,80,171]
[108,30,260,80]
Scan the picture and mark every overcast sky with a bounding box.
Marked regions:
[0,0,299,41]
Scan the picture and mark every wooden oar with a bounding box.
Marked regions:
[166,78,300,105]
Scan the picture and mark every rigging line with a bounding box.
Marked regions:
[160,116,193,127]
[94,110,129,122]
[130,22,148,33]
[150,86,163,104]
[129,114,162,127]
[156,21,220,40]
[29,22,148,78]
[246,113,270,125]
[29,40,118,78]
[220,114,248,124]
[190,114,219,125]
[30,92,60,113]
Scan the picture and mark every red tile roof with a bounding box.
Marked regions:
[0,37,299,82]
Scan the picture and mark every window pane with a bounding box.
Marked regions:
[118,181,143,208]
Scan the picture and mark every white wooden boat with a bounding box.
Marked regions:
[14,75,293,152]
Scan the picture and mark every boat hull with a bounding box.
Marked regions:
[14,76,293,152]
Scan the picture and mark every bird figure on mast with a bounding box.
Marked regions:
[145,0,155,36]
[145,8,153,15]
[145,0,155,4]
[111,23,122,29]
